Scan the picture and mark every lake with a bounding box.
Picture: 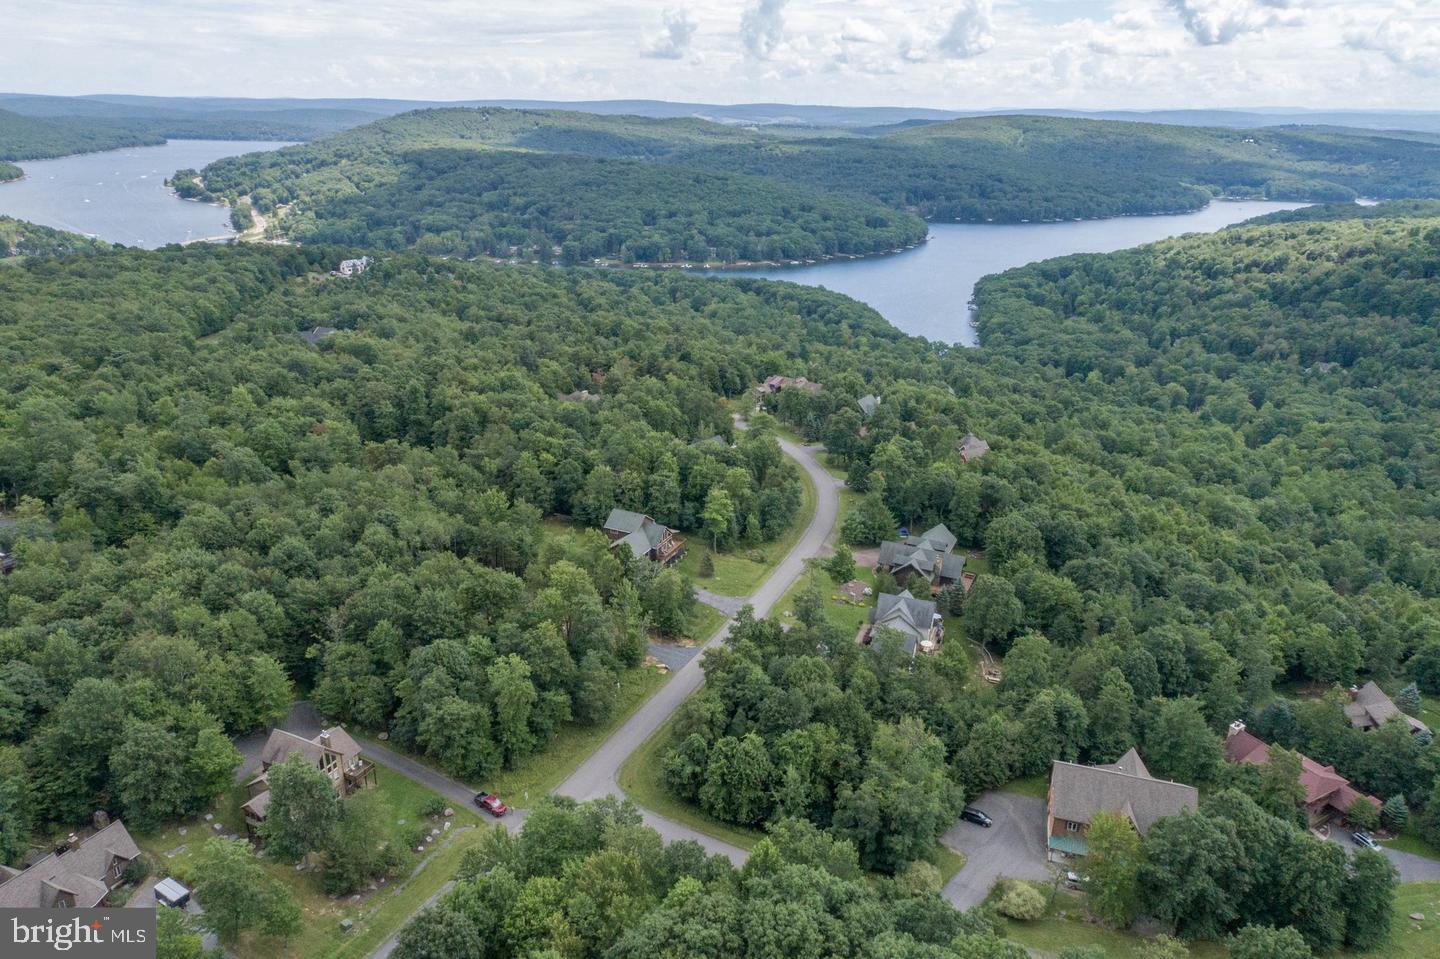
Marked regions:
[0,139,290,249]
[704,200,1307,345]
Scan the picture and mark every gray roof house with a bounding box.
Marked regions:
[300,326,338,345]
[602,509,685,564]
[1344,681,1429,735]
[876,524,965,594]
[243,726,375,833]
[0,821,141,908]
[858,394,881,418]
[869,589,942,655]
[1046,749,1198,859]
[958,433,990,462]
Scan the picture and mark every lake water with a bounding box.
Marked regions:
[705,200,1307,345]
[0,140,290,249]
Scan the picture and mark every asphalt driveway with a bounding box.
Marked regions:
[1325,830,1440,882]
[941,791,1052,909]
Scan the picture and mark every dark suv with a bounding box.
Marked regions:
[960,807,993,827]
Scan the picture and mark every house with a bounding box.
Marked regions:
[755,375,822,397]
[243,726,376,836]
[858,394,881,418]
[559,389,601,403]
[0,549,13,576]
[958,433,990,462]
[1344,681,1430,735]
[334,256,372,277]
[1224,722,1381,826]
[0,821,141,908]
[867,589,942,655]
[876,523,966,594]
[1046,750,1197,860]
[299,325,337,345]
[839,579,872,603]
[602,509,685,565]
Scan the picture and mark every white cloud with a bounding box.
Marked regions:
[1346,5,1440,75]
[2,1,1439,112]
[938,0,996,58]
[643,9,697,60]
[841,18,887,44]
[741,0,789,60]
[1164,0,1305,45]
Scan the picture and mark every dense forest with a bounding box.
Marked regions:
[180,108,1440,263]
[390,797,1029,959]
[290,148,926,262]
[0,216,108,259]
[0,106,323,164]
[5,207,1440,953]
[0,243,901,852]
[0,160,20,182]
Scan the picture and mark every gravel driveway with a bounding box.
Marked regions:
[941,791,1052,909]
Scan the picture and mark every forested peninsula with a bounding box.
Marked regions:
[0,216,108,259]
[3,206,1440,956]
[178,108,1440,264]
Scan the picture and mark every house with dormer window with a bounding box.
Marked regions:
[0,821,140,909]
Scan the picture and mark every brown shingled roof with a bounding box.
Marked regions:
[1049,754,1197,837]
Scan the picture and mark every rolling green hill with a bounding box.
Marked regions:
[180,108,1440,263]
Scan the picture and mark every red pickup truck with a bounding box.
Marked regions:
[474,793,509,817]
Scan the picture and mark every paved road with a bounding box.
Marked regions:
[1325,831,1440,882]
[553,435,843,861]
[941,792,1052,909]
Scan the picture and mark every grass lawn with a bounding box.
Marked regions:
[773,565,876,638]
[1357,881,1440,959]
[1000,774,1050,799]
[134,772,483,959]
[926,844,967,885]
[679,460,818,597]
[1000,886,1230,959]
[616,713,765,851]
[685,603,729,644]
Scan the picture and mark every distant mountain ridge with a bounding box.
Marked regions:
[4,92,1440,135]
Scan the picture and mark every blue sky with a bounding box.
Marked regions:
[3,1,1436,109]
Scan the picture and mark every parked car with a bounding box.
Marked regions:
[1351,830,1380,851]
[1064,870,1090,890]
[960,807,992,827]
[474,792,509,817]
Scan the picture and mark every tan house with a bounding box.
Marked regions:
[0,821,141,908]
[243,726,375,836]
[1344,681,1429,735]
[1046,750,1198,860]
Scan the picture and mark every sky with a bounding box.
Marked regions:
[3,0,1438,110]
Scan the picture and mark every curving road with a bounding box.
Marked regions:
[553,434,843,860]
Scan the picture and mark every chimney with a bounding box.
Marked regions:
[65,833,80,852]
[319,731,332,748]
[1227,720,1246,740]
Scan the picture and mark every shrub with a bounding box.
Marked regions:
[422,797,447,818]
[698,552,715,578]
[994,880,1046,921]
